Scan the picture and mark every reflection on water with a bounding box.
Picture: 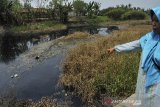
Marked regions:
[68,26,99,34]
[0,33,28,63]
[0,26,118,63]
[97,28,108,36]
[27,41,33,49]
[0,30,68,63]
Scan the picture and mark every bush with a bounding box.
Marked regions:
[99,7,114,16]
[95,16,110,23]
[122,10,147,20]
[106,8,126,20]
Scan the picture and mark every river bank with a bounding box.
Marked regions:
[0,32,101,106]
[0,20,151,106]
[60,23,152,106]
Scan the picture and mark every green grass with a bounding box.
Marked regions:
[10,21,66,33]
[96,16,110,20]
[69,16,111,24]
[95,16,110,23]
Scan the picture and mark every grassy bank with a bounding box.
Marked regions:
[60,23,151,105]
[103,19,151,26]
[1,20,152,106]
[10,21,66,33]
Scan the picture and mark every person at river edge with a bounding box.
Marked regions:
[107,6,160,107]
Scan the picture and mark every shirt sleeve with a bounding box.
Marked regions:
[114,40,141,52]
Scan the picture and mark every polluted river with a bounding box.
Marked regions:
[0,25,119,106]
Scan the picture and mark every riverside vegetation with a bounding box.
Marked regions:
[0,32,98,107]
[60,21,151,106]
[0,20,151,107]
[0,0,152,106]
[9,21,66,33]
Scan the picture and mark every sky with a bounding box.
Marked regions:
[20,0,160,10]
[80,0,160,10]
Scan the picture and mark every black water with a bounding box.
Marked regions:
[0,55,62,97]
[0,26,118,105]
[0,26,118,63]
[14,55,63,99]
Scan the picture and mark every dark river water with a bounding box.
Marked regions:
[0,26,118,106]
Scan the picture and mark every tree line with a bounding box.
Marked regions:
[0,0,149,27]
[99,4,150,20]
[0,0,101,26]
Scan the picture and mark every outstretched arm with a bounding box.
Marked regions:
[107,40,141,54]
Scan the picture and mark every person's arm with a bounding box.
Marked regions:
[107,40,141,54]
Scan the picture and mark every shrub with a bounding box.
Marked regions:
[99,7,114,16]
[122,10,147,20]
[95,16,110,23]
[106,8,126,20]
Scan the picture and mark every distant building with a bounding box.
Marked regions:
[19,8,50,22]
[68,11,76,17]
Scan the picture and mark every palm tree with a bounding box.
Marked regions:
[86,1,101,18]
[48,0,72,23]
[93,2,100,15]
[128,4,132,9]
[86,1,94,18]
[62,1,73,23]
[73,0,86,16]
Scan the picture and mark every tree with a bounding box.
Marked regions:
[128,4,132,9]
[36,0,49,8]
[86,1,101,18]
[92,1,101,15]
[0,0,9,25]
[0,0,21,25]
[62,1,73,23]
[73,0,86,16]
[48,0,72,23]
[23,0,32,22]
[11,0,23,17]
[0,0,8,12]
[120,4,125,9]
[23,0,32,8]
[12,0,23,12]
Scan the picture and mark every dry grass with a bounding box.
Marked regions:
[60,24,152,105]
[63,32,91,41]
[104,20,151,26]
[0,97,67,107]
[25,97,67,107]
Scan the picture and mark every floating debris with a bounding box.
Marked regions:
[11,74,19,78]
[14,74,18,78]
[65,93,68,96]
[35,56,40,60]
